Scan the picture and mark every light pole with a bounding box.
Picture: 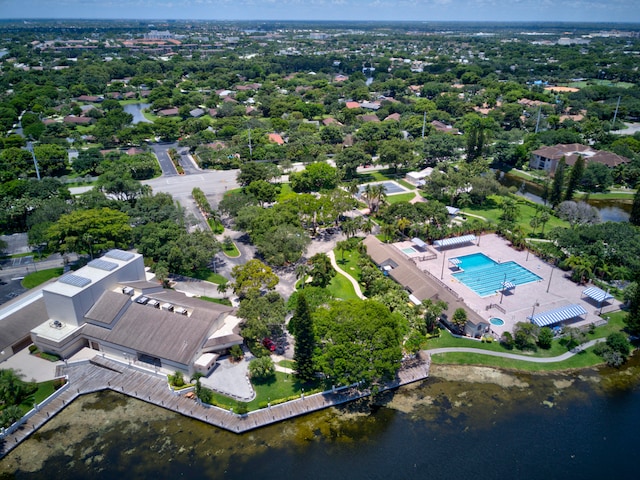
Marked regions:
[27,141,41,181]
[546,261,556,293]
[440,251,446,280]
[499,273,507,304]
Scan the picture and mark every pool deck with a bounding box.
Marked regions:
[412,234,621,336]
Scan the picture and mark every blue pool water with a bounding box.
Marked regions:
[452,253,541,297]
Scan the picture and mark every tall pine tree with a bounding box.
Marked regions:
[292,293,316,382]
[549,157,567,207]
[630,187,640,227]
[564,155,585,202]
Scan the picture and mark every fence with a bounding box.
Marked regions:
[0,375,69,438]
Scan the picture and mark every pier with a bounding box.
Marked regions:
[0,354,430,458]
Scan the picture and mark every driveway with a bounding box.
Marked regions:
[150,143,179,176]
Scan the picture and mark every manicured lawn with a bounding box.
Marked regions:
[427,311,627,370]
[461,195,569,234]
[222,242,240,258]
[588,192,635,200]
[198,296,232,306]
[192,269,229,285]
[386,192,416,204]
[22,268,64,289]
[278,359,295,369]
[206,371,322,411]
[277,183,293,199]
[430,348,603,371]
[397,179,417,190]
[334,246,363,283]
[18,379,60,414]
[326,271,360,300]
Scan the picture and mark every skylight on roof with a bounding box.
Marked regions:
[88,259,118,271]
[59,274,92,288]
[104,249,135,261]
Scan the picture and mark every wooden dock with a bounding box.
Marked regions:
[1,354,430,458]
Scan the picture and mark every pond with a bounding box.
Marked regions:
[123,103,152,124]
[500,172,631,223]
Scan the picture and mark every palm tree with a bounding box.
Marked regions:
[381,223,396,243]
[396,217,411,238]
[190,372,204,399]
[336,239,351,263]
[295,262,310,289]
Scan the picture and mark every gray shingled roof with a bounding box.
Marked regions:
[83,303,216,366]
[84,291,130,327]
[0,297,49,352]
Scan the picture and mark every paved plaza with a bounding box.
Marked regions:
[411,233,621,336]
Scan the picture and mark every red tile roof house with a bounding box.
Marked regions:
[384,113,401,122]
[358,114,380,123]
[529,143,631,175]
[323,117,343,126]
[76,95,103,103]
[345,101,361,109]
[63,115,94,125]
[158,107,180,117]
[268,133,285,145]
[431,120,459,134]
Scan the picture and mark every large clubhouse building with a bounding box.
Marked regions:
[3,250,241,376]
[529,143,630,174]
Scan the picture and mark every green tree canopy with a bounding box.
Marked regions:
[46,207,132,256]
[314,299,404,388]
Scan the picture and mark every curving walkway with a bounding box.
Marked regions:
[425,338,605,363]
[327,250,366,299]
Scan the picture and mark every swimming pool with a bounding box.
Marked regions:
[452,253,541,297]
[358,181,409,196]
[490,317,505,326]
[402,247,418,255]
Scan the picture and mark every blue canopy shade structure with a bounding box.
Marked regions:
[433,234,477,250]
[528,304,587,328]
[411,237,427,249]
[582,287,613,304]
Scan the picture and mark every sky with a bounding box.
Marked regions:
[1,0,639,23]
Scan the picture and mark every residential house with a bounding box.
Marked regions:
[268,133,285,145]
[529,144,631,174]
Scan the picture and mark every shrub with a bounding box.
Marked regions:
[501,331,515,350]
[169,371,185,388]
[537,327,554,349]
[28,344,38,353]
[229,344,244,361]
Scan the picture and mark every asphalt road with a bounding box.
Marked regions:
[142,169,240,231]
[150,143,179,176]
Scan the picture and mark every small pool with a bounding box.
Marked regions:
[490,317,505,326]
[402,247,418,255]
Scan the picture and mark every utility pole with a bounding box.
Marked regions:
[27,141,41,181]
[612,96,621,130]
[247,128,253,160]
[534,106,542,134]
[421,111,427,139]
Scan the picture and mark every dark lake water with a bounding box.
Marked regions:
[501,173,631,223]
[123,103,152,124]
[3,359,640,480]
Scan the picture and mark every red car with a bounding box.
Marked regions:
[262,338,276,352]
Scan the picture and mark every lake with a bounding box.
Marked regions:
[2,359,639,480]
[501,172,631,223]
[123,103,152,124]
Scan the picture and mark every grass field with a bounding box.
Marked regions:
[386,192,416,204]
[427,310,628,370]
[22,268,64,289]
[461,195,569,234]
[326,271,360,300]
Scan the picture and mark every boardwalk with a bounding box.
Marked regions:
[0,354,431,459]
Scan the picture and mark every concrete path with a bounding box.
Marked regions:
[426,338,606,363]
[327,250,366,299]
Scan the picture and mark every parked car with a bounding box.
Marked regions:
[262,338,276,352]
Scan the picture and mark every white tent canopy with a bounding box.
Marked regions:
[528,304,587,328]
[582,287,613,304]
[433,234,477,250]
